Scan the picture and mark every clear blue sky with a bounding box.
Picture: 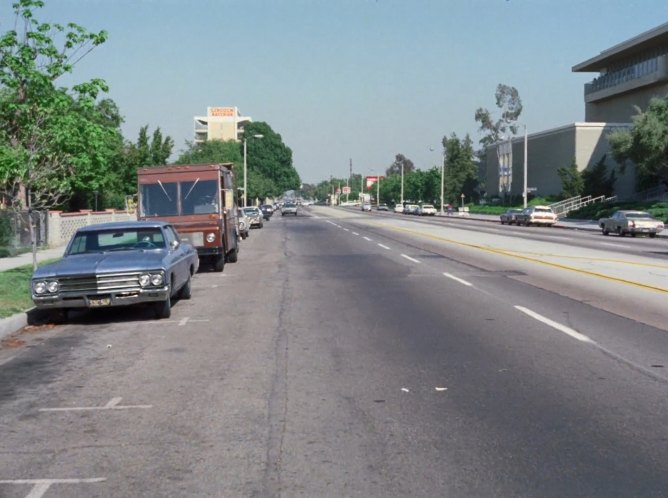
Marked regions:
[6,0,668,184]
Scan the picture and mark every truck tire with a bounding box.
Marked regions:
[214,254,225,272]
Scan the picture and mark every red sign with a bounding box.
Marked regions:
[366,176,383,189]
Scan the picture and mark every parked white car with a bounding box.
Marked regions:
[515,205,558,226]
[419,204,437,216]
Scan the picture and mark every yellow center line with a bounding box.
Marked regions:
[379,223,668,294]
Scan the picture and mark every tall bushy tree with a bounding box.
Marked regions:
[385,153,415,176]
[557,159,584,199]
[443,133,478,204]
[582,155,616,198]
[474,84,523,149]
[0,0,109,267]
[609,96,668,190]
[242,122,301,199]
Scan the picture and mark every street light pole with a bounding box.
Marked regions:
[523,124,528,208]
[400,162,404,206]
[440,146,446,216]
[243,139,247,207]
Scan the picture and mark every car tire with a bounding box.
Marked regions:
[179,275,192,300]
[214,254,225,272]
[617,227,624,237]
[500,220,505,225]
[227,247,238,263]
[649,233,657,238]
[602,228,609,235]
[154,298,171,319]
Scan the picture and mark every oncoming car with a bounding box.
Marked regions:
[282,202,299,215]
[30,221,199,320]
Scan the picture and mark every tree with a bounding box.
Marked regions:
[582,155,616,198]
[557,159,584,198]
[0,0,108,268]
[242,122,301,199]
[474,84,523,149]
[609,96,668,191]
[443,133,478,204]
[386,154,415,177]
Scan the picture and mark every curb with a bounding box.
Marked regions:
[0,310,30,343]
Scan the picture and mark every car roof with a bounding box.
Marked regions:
[76,220,170,232]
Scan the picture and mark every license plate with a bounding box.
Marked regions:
[89,297,111,307]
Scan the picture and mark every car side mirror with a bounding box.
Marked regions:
[170,240,180,250]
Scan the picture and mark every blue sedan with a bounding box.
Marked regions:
[31,221,199,320]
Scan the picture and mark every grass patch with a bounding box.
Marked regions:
[0,258,61,319]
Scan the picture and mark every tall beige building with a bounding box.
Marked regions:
[485,22,668,201]
[194,107,252,143]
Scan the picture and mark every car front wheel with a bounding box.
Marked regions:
[178,275,192,300]
[154,298,171,319]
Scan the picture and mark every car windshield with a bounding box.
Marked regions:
[140,178,219,216]
[67,228,166,255]
[535,208,553,213]
[626,212,651,219]
[422,205,434,209]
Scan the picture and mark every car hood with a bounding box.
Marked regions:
[32,250,170,278]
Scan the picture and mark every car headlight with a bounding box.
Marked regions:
[206,232,216,243]
[33,281,47,294]
[150,273,164,286]
[139,274,151,287]
[33,280,59,294]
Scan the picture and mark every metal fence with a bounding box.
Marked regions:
[0,210,47,256]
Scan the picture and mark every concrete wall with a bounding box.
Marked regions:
[47,210,135,248]
[485,123,634,199]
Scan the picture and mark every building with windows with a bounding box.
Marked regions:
[485,22,668,201]
[193,107,252,143]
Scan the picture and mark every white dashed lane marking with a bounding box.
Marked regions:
[401,254,420,263]
[443,272,472,286]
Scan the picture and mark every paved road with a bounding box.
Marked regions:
[1,207,668,497]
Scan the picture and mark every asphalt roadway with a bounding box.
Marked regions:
[1,207,668,496]
[0,212,604,342]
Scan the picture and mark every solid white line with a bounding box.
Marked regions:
[352,232,359,236]
[0,479,107,484]
[514,306,595,343]
[401,254,420,263]
[377,243,391,250]
[443,272,472,286]
[363,236,373,241]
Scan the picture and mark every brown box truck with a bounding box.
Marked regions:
[137,163,239,271]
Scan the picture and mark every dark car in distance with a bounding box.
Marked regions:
[260,204,274,220]
[30,221,199,320]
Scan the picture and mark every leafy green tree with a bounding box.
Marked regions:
[242,122,301,199]
[474,84,523,149]
[609,96,668,190]
[443,133,478,204]
[557,159,584,199]
[582,155,616,198]
[0,0,109,267]
[386,154,415,176]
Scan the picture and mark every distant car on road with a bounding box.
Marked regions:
[418,204,437,216]
[404,204,420,215]
[515,205,558,227]
[394,204,404,214]
[376,203,389,211]
[500,208,524,225]
[599,210,664,237]
[242,207,264,228]
[236,208,250,239]
[259,204,274,220]
[282,202,299,216]
[361,203,372,212]
[30,220,198,320]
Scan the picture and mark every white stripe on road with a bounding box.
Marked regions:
[377,243,390,250]
[343,228,350,232]
[442,272,472,286]
[401,254,420,263]
[352,232,359,236]
[0,479,106,498]
[514,306,595,343]
[363,236,373,241]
